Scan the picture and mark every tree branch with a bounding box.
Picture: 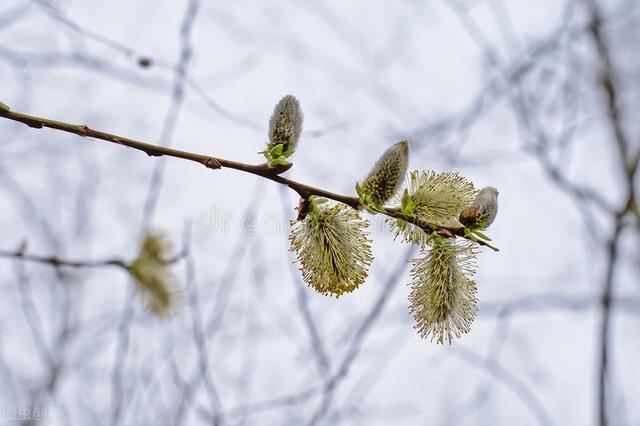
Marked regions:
[0,106,499,251]
[0,242,186,271]
[584,2,640,425]
[0,247,127,270]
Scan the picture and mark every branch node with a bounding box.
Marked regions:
[296,197,311,220]
[252,162,293,175]
[435,228,455,238]
[77,125,90,136]
[205,158,222,169]
[16,241,27,256]
[270,162,293,174]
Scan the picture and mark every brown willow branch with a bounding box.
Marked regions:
[0,106,498,251]
[0,243,188,271]
[0,248,128,270]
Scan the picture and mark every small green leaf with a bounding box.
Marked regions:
[401,189,415,214]
[270,143,284,157]
[429,233,447,245]
[310,197,327,209]
[268,156,288,167]
[284,144,295,158]
[260,143,291,167]
[472,230,492,241]
[356,182,386,213]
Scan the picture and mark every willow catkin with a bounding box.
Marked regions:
[408,239,478,344]
[129,232,181,317]
[360,140,409,206]
[289,199,373,297]
[388,171,477,245]
[267,95,303,158]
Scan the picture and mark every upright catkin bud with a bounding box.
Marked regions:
[409,239,478,344]
[289,198,373,297]
[358,140,409,208]
[459,186,499,229]
[129,232,181,317]
[388,171,476,245]
[264,95,303,165]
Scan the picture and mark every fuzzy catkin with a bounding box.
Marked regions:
[268,95,303,157]
[360,140,409,206]
[389,171,477,245]
[289,200,372,297]
[129,232,181,317]
[408,239,478,344]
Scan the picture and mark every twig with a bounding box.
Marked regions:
[0,107,499,251]
[0,248,127,270]
[182,225,223,417]
[141,0,199,225]
[584,2,640,424]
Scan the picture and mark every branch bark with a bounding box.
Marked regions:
[0,107,498,251]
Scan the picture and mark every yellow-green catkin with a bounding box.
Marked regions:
[129,232,181,317]
[289,199,373,297]
[408,239,478,344]
[359,140,409,207]
[389,171,476,245]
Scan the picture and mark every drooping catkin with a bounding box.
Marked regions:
[129,232,181,317]
[289,199,373,297]
[408,239,478,344]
